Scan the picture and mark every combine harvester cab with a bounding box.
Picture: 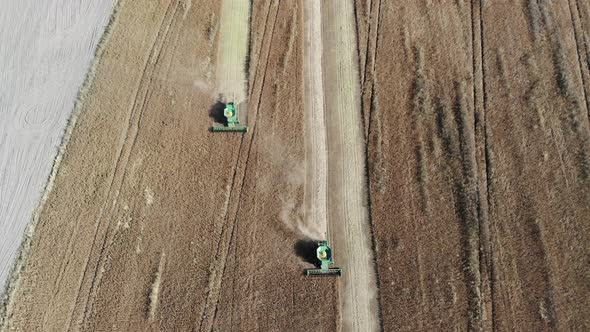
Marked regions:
[305,239,342,277]
[212,102,248,132]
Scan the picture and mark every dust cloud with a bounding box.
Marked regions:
[279,196,324,240]
[261,135,324,240]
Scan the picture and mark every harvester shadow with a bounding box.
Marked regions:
[294,239,320,269]
[208,100,226,130]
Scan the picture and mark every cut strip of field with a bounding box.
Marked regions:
[302,0,328,240]
[215,0,249,105]
[322,1,379,331]
[482,1,590,330]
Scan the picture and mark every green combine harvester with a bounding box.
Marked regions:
[212,102,248,132]
[305,238,342,277]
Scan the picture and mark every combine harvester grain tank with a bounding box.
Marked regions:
[212,102,248,132]
[305,236,342,277]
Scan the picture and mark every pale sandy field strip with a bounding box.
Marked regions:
[303,0,328,239]
[322,0,380,330]
[215,0,249,105]
[0,0,114,295]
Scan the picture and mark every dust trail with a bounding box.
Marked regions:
[215,0,249,104]
[260,131,323,240]
[280,196,323,240]
[302,0,328,241]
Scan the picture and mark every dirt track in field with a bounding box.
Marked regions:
[302,0,327,240]
[321,1,379,331]
[2,0,590,331]
[215,0,249,105]
[303,1,379,329]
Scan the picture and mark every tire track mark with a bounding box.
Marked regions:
[198,135,243,331]
[227,218,239,331]
[247,1,275,100]
[359,2,385,327]
[196,2,278,331]
[63,2,182,330]
[358,0,371,141]
[471,1,495,330]
[360,0,382,143]
[50,210,81,297]
[352,1,364,87]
